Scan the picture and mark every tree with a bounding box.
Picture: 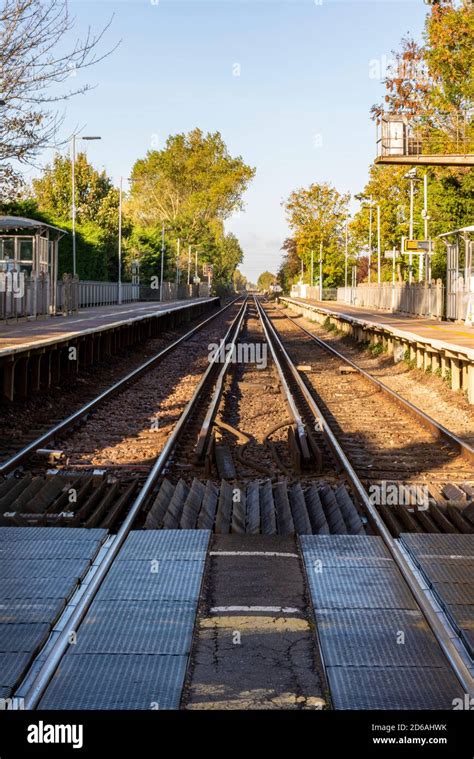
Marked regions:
[283,182,350,287]
[233,269,247,292]
[128,129,255,239]
[0,0,117,193]
[257,271,276,291]
[31,151,124,279]
[277,238,301,293]
[33,153,113,223]
[127,129,254,288]
[351,164,474,282]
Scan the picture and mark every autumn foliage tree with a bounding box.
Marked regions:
[373,0,473,152]
[283,182,350,288]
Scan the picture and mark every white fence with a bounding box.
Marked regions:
[336,281,445,319]
[290,284,338,301]
[1,276,212,320]
[56,280,211,313]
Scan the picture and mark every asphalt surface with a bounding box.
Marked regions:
[182,534,327,709]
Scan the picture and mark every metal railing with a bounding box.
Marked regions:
[56,280,211,312]
[336,281,445,318]
[1,274,213,319]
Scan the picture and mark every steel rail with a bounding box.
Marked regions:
[0,296,242,476]
[19,299,249,710]
[254,296,311,460]
[278,303,474,464]
[256,298,474,697]
[195,301,248,458]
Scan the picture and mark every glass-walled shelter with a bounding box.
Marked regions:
[0,216,66,315]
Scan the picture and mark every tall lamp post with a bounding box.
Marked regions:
[118,176,123,304]
[160,222,165,301]
[355,194,375,285]
[71,134,101,277]
[344,218,349,298]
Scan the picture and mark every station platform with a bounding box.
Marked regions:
[0,297,218,402]
[282,297,474,403]
[0,298,217,358]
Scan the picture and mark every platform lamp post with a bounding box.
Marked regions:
[176,238,180,285]
[160,222,165,302]
[118,176,123,304]
[421,172,430,282]
[319,240,323,301]
[187,245,191,286]
[355,194,375,286]
[404,168,418,284]
[344,218,349,300]
[377,204,382,285]
[71,134,101,277]
[367,197,374,285]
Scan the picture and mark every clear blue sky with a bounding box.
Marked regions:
[33,0,427,281]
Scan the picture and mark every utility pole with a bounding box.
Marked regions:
[160,222,165,302]
[368,197,373,285]
[344,219,349,299]
[377,204,381,285]
[71,134,101,278]
[176,238,180,285]
[319,240,323,301]
[310,249,314,289]
[118,176,123,304]
[420,172,429,282]
[71,134,76,277]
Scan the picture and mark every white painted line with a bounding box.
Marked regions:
[210,606,301,614]
[209,551,298,558]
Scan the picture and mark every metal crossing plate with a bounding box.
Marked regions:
[300,535,393,567]
[0,539,104,561]
[0,599,64,624]
[0,623,50,654]
[38,653,189,710]
[70,600,197,655]
[417,559,474,585]
[116,529,210,561]
[314,608,447,668]
[0,558,90,580]
[432,583,474,606]
[0,527,107,542]
[96,560,205,602]
[325,666,463,710]
[0,652,32,690]
[305,566,418,610]
[0,576,78,600]
[401,533,474,559]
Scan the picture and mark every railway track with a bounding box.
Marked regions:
[3,295,473,709]
[0,298,244,528]
[262,299,474,538]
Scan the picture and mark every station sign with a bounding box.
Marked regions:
[403,239,432,253]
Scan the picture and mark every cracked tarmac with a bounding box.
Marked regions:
[182,535,327,710]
